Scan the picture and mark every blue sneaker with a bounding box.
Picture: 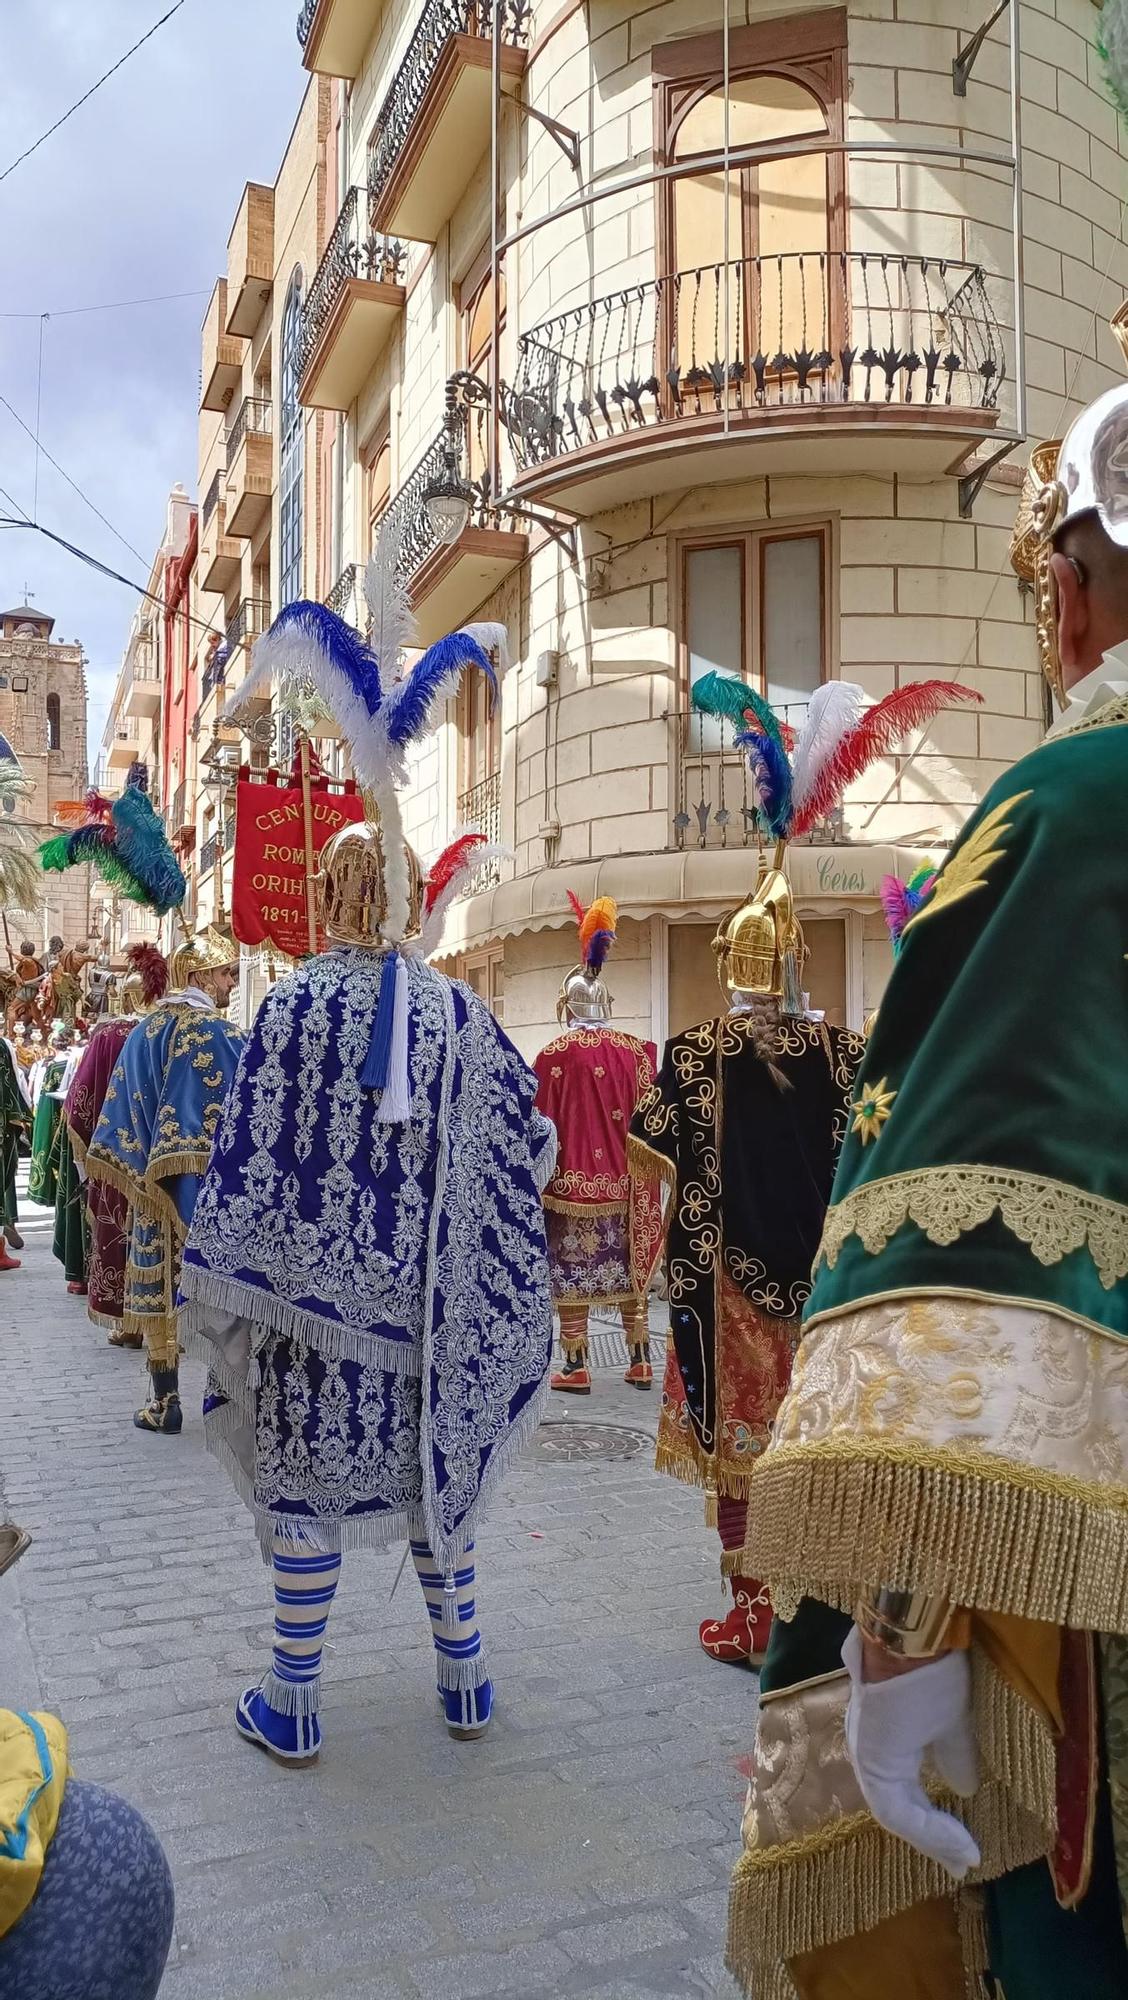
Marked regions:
[235,1684,321,1767]
[440,1678,493,1740]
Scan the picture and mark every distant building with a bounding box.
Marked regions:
[0,600,90,949]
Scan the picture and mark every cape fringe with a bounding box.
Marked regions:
[544,1195,629,1218]
[972,1649,1057,1832]
[656,1438,762,1502]
[178,1269,424,1378]
[725,1783,1047,1988]
[740,1438,1128,1632]
[626,1133,676,1189]
[201,1418,427,1565]
[85,1305,123,1332]
[553,1288,647,1309]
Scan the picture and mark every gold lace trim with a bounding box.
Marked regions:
[820,1165,1128,1291]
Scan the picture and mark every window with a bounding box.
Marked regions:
[460,948,505,1021]
[656,16,846,385]
[456,665,500,803]
[278,270,305,612]
[46,692,61,751]
[364,419,391,545]
[681,525,828,743]
[459,249,505,491]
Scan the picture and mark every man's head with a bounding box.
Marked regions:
[195,962,239,1010]
[1036,382,1128,692]
[169,927,240,1007]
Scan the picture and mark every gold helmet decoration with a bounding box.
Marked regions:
[170,924,239,992]
[1013,309,1128,707]
[713,866,806,1014]
[557,893,616,1025]
[320,821,424,951]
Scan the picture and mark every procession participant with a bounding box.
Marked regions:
[66,945,168,1342]
[630,862,864,1666]
[0,1036,25,1271]
[725,382,1128,1999]
[26,1025,71,1210]
[181,549,553,1761]
[533,894,660,1394]
[47,1031,88,1297]
[87,928,241,1433]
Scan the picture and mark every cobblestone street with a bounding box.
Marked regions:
[0,1177,751,1998]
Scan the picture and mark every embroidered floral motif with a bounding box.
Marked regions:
[903,790,1032,935]
[851,1077,896,1145]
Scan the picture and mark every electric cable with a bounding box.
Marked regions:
[0,1,190,188]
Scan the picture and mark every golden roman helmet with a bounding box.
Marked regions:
[713,866,806,1012]
[319,820,424,950]
[170,923,240,992]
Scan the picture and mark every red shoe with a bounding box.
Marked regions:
[550,1361,592,1394]
[67,1281,87,1296]
[624,1359,653,1389]
[699,1578,772,1666]
[0,1246,21,1271]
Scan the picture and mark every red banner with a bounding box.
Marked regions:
[231,774,364,959]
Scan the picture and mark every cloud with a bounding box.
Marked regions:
[0,0,305,754]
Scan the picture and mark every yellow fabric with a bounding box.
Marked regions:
[788,1893,965,2000]
[0,1710,68,1939]
[974,1608,1064,1737]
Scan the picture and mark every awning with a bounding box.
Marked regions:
[439,844,940,955]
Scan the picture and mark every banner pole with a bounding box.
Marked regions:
[298,734,319,955]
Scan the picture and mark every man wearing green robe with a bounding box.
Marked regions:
[26,1047,67,1208]
[726,381,1128,2000]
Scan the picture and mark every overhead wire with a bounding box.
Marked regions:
[0,1,190,188]
[0,289,209,320]
[0,388,149,567]
[0,515,224,650]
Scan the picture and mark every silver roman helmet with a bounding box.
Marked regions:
[557,893,617,1025]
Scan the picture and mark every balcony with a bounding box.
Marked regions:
[505,253,1007,517]
[124,655,160,720]
[298,0,382,80]
[456,771,502,893]
[107,727,140,773]
[226,183,275,338]
[326,563,363,628]
[199,473,241,594]
[224,597,270,675]
[382,408,527,644]
[197,817,236,881]
[367,0,528,244]
[225,397,273,537]
[298,188,406,412]
[200,279,245,413]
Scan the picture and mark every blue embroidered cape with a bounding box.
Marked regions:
[86,1003,245,1240]
[178,950,556,1571]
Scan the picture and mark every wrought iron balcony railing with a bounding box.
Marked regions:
[226,396,272,468]
[297,187,407,385]
[456,769,502,894]
[382,405,520,583]
[201,468,223,529]
[672,703,848,852]
[296,0,317,48]
[325,563,360,623]
[225,597,271,655]
[506,254,1007,473]
[197,817,236,880]
[367,0,530,214]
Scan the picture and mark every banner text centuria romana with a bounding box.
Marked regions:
[231,774,364,959]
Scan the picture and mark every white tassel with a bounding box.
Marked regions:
[376,953,411,1123]
[440,1568,461,1634]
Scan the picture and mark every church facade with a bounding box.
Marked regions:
[0,602,91,949]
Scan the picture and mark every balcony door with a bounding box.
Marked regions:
[656,18,847,402]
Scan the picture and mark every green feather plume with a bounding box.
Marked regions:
[691,671,785,748]
[1098,0,1128,120]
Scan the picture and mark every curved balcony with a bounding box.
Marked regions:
[505,252,1008,517]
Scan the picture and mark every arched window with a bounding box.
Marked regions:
[46,692,61,751]
[659,22,846,387]
[279,271,305,612]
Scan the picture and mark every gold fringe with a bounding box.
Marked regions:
[544,1195,628,1218]
[955,1886,991,2000]
[85,1305,124,1332]
[971,1650,1057,1832]
[84,1149,144,1210]
[655,1438,763,1502]
[67,1126,89,1172]
[725,1783,1047,1987]
[704,1488,719,1530]
[626,1133,675,1189]
[740,1436,1128,1632]
[553,1289,646,1307]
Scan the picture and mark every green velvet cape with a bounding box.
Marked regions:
[807,696,1128,1340]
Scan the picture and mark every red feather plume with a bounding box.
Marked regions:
[125,942,169,1005]
[566,889,586,930]
[83,789,114,821]
[790,681,982,837]
[424,834,487,913]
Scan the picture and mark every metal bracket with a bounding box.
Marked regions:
[952,0,1010,95]
[504,500,578,561]
[958,439,1015,518]
[516,101,581,173]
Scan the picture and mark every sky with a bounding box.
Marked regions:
[0,0,306,754]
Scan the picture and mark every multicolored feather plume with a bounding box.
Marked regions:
[578,894,617,973]
[734,728,792,841]
[37,771,185,915]
[417,828,512,957]
[790,681,981,836]
[692,671,784,746]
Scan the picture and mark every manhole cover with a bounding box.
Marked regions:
[531,1421,653,1463]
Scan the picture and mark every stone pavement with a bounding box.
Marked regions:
[0,1176,755,1999]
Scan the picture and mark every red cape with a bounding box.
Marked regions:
[534,1025,664,1293]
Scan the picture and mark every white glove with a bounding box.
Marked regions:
[842,1624,981,1879]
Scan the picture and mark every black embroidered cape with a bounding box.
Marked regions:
[628,1014,865,1458]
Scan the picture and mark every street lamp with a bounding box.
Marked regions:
[422,386,476,547]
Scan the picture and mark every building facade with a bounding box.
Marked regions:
[92,486,194,961]
[0,600,90,948]
[174,0,1123,1050]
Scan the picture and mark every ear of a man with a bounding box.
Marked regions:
[1049,550,1089,678]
